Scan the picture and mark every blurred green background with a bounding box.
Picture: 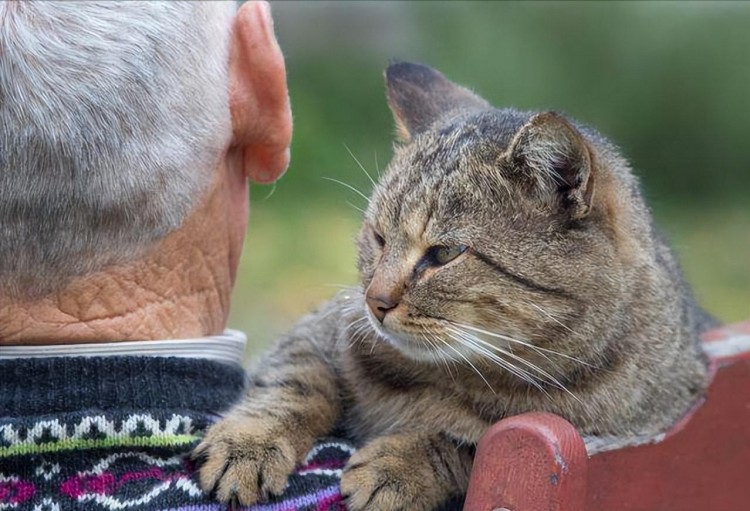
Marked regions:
[229,1,750,355]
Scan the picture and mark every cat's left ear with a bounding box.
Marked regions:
[385,62,488,142]
[509,112,595,219]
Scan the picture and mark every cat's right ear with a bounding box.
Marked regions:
[385,62,488,142]
[508,112,595,220]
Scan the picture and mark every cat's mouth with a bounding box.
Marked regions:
[364,305,457,362]
[376,328,439,362]
[364,303,523,367]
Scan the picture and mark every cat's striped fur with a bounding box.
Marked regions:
[194,62,712,511]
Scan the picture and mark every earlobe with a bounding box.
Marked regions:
[229,0,292,184]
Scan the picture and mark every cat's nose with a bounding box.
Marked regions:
[366,293,398,323]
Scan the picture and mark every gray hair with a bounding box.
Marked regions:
[0,1,236,296]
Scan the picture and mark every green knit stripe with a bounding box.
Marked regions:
[0,434,200,457]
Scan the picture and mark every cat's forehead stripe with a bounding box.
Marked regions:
[403,213,428,243]
[403,246,425,273]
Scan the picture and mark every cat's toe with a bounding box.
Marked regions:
[193,417,297,505]
[341,448,436,511]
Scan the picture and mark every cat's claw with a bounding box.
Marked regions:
[340,437,444,511]
[192,416,298,506]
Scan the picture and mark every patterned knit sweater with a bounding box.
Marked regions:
[0,357,353,511]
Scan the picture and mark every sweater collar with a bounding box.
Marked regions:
[0,329,246,366]
[0,343,248,417]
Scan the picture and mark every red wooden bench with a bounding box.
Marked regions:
[464,321,750,511]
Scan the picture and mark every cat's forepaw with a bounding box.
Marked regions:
[192,415,302,506]
[340,436,444,511]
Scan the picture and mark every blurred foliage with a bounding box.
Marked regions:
[229,1,749,355]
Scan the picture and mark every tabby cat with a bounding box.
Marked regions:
[194,62,713,511]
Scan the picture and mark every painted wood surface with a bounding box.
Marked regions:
[463,321,750,511]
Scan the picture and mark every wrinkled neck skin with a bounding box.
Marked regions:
[0,150,248,346]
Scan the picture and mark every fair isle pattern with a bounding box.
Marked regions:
[0,357,353,510]
[161,484,342,510]
[0,411,352,511]
[60,452,204,508]
[0,415,197,457]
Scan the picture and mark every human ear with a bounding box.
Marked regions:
[229,0,292,184]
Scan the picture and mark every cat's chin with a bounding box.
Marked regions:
[366,313,448,364]
[383,332,444,364]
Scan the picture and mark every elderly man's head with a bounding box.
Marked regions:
[0,1,291,341]
[0,0,291,344]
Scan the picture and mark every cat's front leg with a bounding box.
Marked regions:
[341,432,473,511]
[193,331,341,506]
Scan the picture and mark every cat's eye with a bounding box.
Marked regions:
[427,244,468,266]
[373,230,385,247]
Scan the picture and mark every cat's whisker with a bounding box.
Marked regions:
[339,294,363,309]
[352,319,372,336]
[368,328,379,355]
[436,342,465,386]
[450,326,551,381]
[527,302,574,334]
[446,328,543,393]
[451,321,595,368]
[440,332,496,394]
[433,332,461,380]
[451,319,559,366]
[324,299,361,321]
[345,201,366,215]
[419,326,458,382]
[321,176,370,203]
[339,308,361,324]
[455,327,582,404]
[418,329,453,379]
[344,316,373,351]
[438,347,459,383]
[448,328,537,386]
[345,324,368,345]
[373,150,381,178]
[344,144,376,188]
[337,292,366,317]
[352,329,374,352]
[344,317,368,330]
[457,327,559,379]
[477,304,570,341]
[338,305,361,319]
[351,327,370,342]
[320,306,346,322]
[476,307,580,353]
[447,326,561,402]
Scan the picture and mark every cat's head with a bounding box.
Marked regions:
[357,62,638,374]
